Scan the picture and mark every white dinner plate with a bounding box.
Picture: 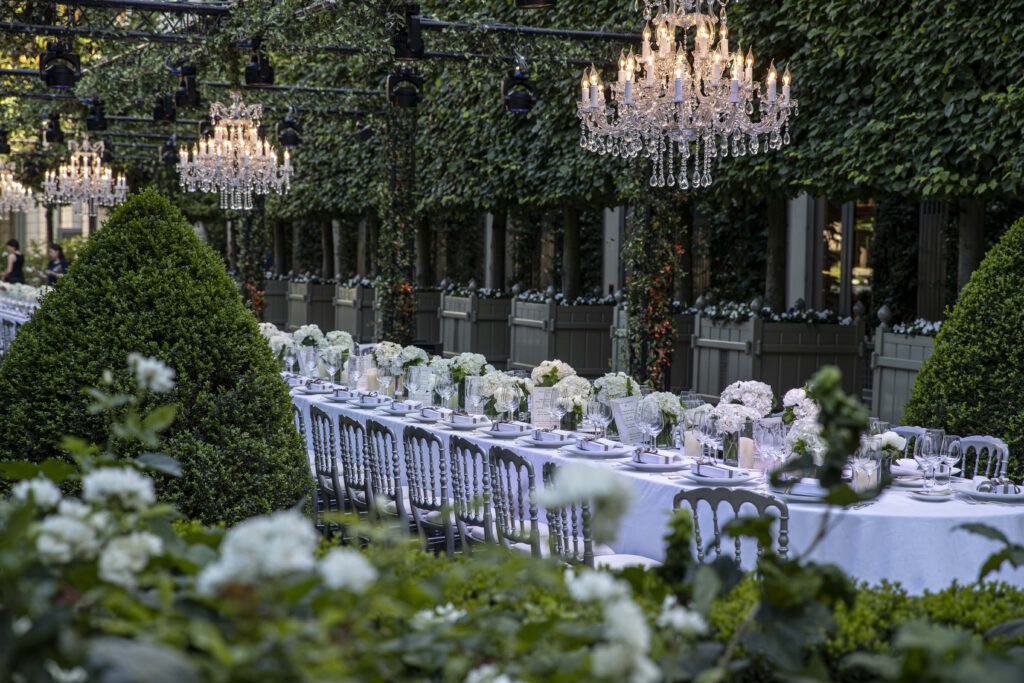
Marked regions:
[324,395,355,403]
[770,491,830,504]
[951,481,1024,503]
[622,459,689,472]
[478,427,530,440]
[381,406,415,416]
[517,436,573,449]
[562,444,632,459]
[443,419,492,431]
[681,471,757,487]
[892,476,925,489]
[909,489,953,502]
[350,399,390,409]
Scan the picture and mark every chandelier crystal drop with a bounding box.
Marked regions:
[177,93,293,211]
[42,136,128,217]
[0,162,35,218]
[577,0,798,189]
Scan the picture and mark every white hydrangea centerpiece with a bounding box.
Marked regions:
[719,380,775,418]
[639,391,684,427]
[782,386,819,425]
[372,341,403,372]
[531,359,576,388]
[399,344,429,371]
[293,324,325,348]
[450,352,489,382]
[592,372,636,401]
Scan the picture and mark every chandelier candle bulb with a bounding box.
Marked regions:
[580,74,588,106]
[642,23,652,60]
[711,53,722,85]
[719,25,729,57]
[782,67,791,103]
[617,51,627,84]
[589,70,600,108]
[767,63,777,102]
[730,75,739,103]
[745,49,753,85]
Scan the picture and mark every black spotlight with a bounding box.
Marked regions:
[174,62,201,109]
[277,111,302,148]
[43,114,64,145]
[392,3,424,61]
[198,116,214,138]
[244,37,275,86]
[0,130,10,155]
[501,61,537,113]
[352,125,374,142]
[515,0,556,7]
[85,99,107,131]
[39,42,81,89]
[386,68,424,108]
[153,93,177,123]
[161,134,178,165]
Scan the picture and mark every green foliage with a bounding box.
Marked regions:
[903,214,1024,478]
[870,197,920,322]
[0,189,311,524]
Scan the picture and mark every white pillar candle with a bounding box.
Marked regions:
[674,78,683,102]
[589,84,599,108]
[711,60,722,85]
[624,81,634,105]
[365,367,379,392]
[739,437,756,469]
[684,431,701,458]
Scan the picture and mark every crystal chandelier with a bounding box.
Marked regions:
[577,0,798,189]
[42,136,128,217]
[177,93,293,211]
[0,162,35,218]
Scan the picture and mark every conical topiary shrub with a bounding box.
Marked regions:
[0,188,311,524]
[903,214,1024,478]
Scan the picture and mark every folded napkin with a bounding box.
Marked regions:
[389,400,421,411]
[305,381,330,390]
[575,437,620,452]
[491,422,528,433]
[333,388,354,398]
[449,413,487,425]
[532,429,572,442]
[635,450,681,465]
[892,458,921,478]
[359,394,387,405]
[419,408,447,419]
[977,479,1022,495]
[692,463,741,479]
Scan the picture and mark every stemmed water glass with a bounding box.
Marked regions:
[868,418,890,436]
[378,365,395,398]
[319,347,342,384]
[937,435,962,489]
[465,376,484,414]
[587,399,613,439]
[348,355,364,390]
[698,413,722,462]
[637,402,664,451]
[283,347,298,376]
[913,433,941,490]
[435,372,455,408]
[552,396,571,430]
[496,385,522,424]
[753,419,785,477]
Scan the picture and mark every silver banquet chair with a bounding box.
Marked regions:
[403,425,456,557]
[541,462,660,570]
[448,435,495,552]
[489,446,548,558]
[673,488,790,564]
[891,426,925,455]
[961,435,1009,479]
[337,413,373,516]
[365,418,410,524]
[308,405,346,536]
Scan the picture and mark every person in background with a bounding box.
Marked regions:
[2,239,25,284]
[44,243,69,285]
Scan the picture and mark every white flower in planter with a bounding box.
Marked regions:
[83,468,156,512]
[319,548,378,593]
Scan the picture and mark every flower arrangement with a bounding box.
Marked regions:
[699,301,853,326]
[429,355,451,377]
[514,289,616,306]
[786,418,826,466]
[593,372,637,401]
[878,431,907,459]
[719,380,775,418]
[450,352,491,383]
[639,391,684,426]
[555,375,592,421]
[782,386,819,425]
[709,402,763,433]
[293,324,325,348]
[0,282,50,304]
[441,282,509,299]
[372,341,403,372]
[399,344,429,370]
[341,275,377,288]
[325,330,354,354]
[479,371,533,417]
[891,318,942,337]
[531,359,576,388]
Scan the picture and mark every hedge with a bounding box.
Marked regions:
[0,188,312,524]
[903,214,1024,478]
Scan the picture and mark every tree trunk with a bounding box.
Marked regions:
[356,216,369,276]
[765,194,788,311]
[226,219,237,272]
[957,198,985,291]
[290,220,301,274]
[561,207,581,300]
[321,220,334,279]
[486,208,507,290]
[331,219,343,280]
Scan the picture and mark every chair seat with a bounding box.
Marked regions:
[505,521,552,557]
[383,486,412,517]
[466,524,490,543]
[595,554,662,570]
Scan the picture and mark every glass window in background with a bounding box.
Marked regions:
[821,201,843,311]
[851,200,875,314]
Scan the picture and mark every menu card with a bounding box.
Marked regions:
[531,387,559,430]
[610,396,644,446]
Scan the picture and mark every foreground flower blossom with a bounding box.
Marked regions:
[98,532,163,589]
[319,548,378,592]
[82,468,156,512]
[12,477,62,511]
[126,353,176,393]
[535,463,634,543]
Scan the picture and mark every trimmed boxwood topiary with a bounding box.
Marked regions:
[0,188,312,524]
[903,214,1024,478]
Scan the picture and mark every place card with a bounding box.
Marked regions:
[610,396,644,446]
[531,387,559,430]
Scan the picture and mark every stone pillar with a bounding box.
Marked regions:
[290,220,301,274]
[485,209,507,290]
[785,194,815,308]
[957,198,985,291]
[602,207,624,296]
[415,217,432,285]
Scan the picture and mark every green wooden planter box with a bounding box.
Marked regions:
[691,314,866,401]
[286,281,335,332]
[507,300,614,380]
[261,279,288,328]
[334,284,376,343]
[439,294,511,368]
[871,330,935,424]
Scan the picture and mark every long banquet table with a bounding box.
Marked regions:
[291,389,1024,594]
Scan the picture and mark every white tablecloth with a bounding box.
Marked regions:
[292,391,1024,593]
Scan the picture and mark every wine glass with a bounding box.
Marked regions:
[937,435,962,489]
[699,413,722,463]
[347,355,363,390]
[868,418,890,436]
[637,401,664,451]
[435,373,455,408]
[283,347,298,376]
[588,399,613,439]
[378,365,395,398]
[465,376,484,415]
[553,396,571,430]
[320,347,341,384]
[498,385,522,424]
[913,434,938,490]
